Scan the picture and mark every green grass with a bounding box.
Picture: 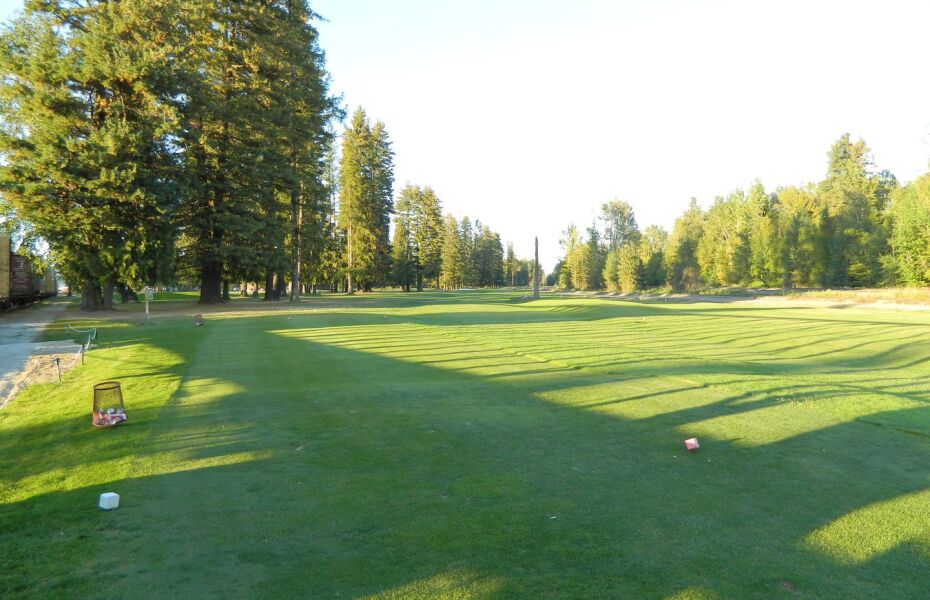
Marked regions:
[2,290,930,598]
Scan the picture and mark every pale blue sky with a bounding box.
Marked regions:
[3,0,929,268]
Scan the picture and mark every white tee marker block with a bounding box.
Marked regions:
[684,438,700,452]
[99,492,120,510]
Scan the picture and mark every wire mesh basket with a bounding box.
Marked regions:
[93,381,127,428]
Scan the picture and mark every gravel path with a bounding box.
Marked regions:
[0,302,78,408]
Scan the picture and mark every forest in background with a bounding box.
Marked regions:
[553,135,930,292]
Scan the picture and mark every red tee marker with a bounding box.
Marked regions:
[684,438,700,452]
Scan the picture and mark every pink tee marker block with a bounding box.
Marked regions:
[684,438,700,452]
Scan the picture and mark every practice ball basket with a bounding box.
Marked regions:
[93,381,127,428]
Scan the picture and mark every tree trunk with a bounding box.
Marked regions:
[533,236,540,299]
[80,280,103,311]
[416,272,423,292]
[222,279,230,301]
[199,260,223,304]
[346,224,354,294]
[102,278,116,309]
[275,273,286,299]
[117,283,134,304]
[264,271,275,301]
[101,278,116,310]
[290,175,302,302]
[240,282,248,297]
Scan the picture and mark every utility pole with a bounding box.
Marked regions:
[533,236,540,299]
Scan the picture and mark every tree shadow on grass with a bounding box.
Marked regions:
[3,308,930,599]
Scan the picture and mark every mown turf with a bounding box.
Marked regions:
[2,291,929,599]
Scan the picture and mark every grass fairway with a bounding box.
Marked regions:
[2,291,930,599]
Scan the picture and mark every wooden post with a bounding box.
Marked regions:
[533,236,540,299]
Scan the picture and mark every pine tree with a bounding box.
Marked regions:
[505,243,517,286]
[439,214,462,289]
[0,1,186,309]
[585,222,605,289]
[412,186,444,290]
[338,108,394,292]
[818,134,885,287]
[391,195,414,290]
[459,217,476,287]
[603,251,620,291]
[369,121,395,289]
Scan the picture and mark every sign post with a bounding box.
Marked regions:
[144,287,154,322]
[533,237,540,299]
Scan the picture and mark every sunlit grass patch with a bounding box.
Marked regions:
[805,488,930,565]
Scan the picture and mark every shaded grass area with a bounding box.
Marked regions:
[2,291,930,598]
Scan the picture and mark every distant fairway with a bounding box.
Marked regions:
[2,291,929,599]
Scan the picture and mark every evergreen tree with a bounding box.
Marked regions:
[411,186,444,290]
[439,214,463,289]
[747,181,779,286]
[338,108,394,292]
[602,251,620,291]
[369,121,395,289]
[505,242,517,286]
[391,186,415,290]
[0,1,186,309]
[459,217,476,287]
[475,226,504,286]
[818,134,884,286]
[391,214,414,290]
[585,222,605,290]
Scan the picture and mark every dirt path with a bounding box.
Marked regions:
[0,301,79,408]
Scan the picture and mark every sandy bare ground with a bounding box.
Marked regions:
[554,290,930,312]
[0,302,81,408]
[60,289,930,327]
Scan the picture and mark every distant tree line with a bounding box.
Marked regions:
[388,184,514,291]
[553,135,930,291]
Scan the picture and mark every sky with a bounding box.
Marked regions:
[2,0,929,269]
